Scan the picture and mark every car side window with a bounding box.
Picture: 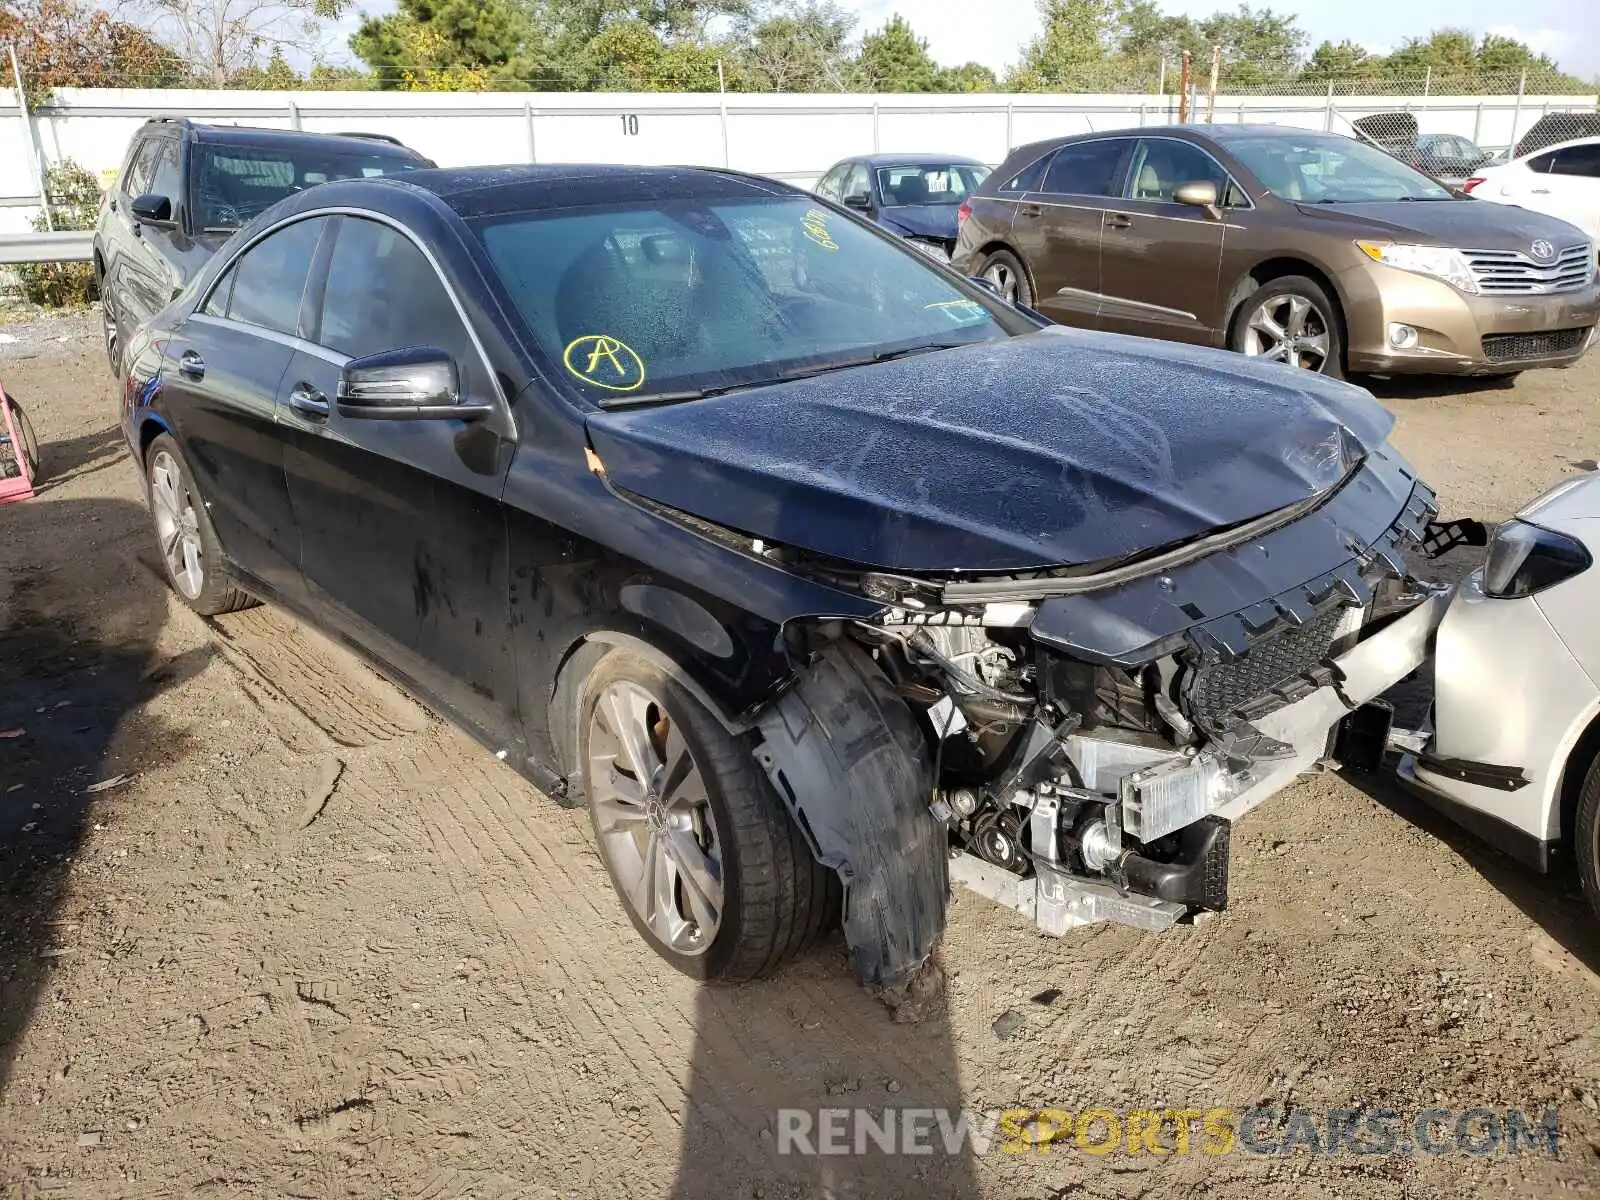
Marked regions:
[147,143,183,205]
[1040,140,1129,198]
[221,217,327,336]
[316,217,476,377]
[1003,152,1053,193]
[121,138,161,199]
[1126,139,1231,203]
[1547,145,1600,178]
[841,162,870,204]
[815,166,844,200]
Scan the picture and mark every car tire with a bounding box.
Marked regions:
[144,433,256,617]
[1229,275,1345,379]
[978,248,1033,307]
[1575,754,1600,922]
[577,649,837,982]
[99,283,123,378]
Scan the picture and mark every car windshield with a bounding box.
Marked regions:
[473,195,1009,406]
[874,164,991,206]
[1227,133,1454,202]
[194,142,423,231]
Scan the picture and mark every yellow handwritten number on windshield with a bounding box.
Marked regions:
[564,335,646,392]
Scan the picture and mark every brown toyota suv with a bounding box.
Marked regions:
[952,124,1599,377]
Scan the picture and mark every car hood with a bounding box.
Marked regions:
[585,327,1395,574]
[877,205,960,241]
[1294,198,1591,248]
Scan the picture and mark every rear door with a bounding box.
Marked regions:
[1097,137,1236,345]
[1526,144,1600,239]
[277,214,520,746]
[1011,137,1132,326]
[161,216,330,600]
[103,136,163,333]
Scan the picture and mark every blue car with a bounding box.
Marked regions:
[812,153,990,261]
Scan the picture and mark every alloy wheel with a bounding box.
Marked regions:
[1241,293,1332,372]
[586,680,724,955]
[102,301,121,375]
[983,261,1019,302]
[149,450,204,600]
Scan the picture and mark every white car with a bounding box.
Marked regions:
[1464,137,1600,241]
[1400,472,1600,917]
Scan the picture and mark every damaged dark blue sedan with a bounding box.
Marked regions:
[119,164,1448,997]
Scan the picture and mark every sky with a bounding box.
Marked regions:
[323,0,1600,81]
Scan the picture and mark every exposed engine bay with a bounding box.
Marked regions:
[755,450,1449,984]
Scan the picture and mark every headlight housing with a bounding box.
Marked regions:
[1481,519,1591,598]
[1357,241,1479,294]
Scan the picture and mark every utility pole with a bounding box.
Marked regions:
[716,58,730,168]
[1205,44,1221,123]
[8,43,50,231]
[1177,51,1191,124]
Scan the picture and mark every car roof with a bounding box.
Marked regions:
[373,163,796,217]
[1521,134,1600,159]
[157,120,426,159]
[853,153,986,167]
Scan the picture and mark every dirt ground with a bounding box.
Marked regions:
[3,309,1600,1200]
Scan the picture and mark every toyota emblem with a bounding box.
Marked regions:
[1531,238,1556,262]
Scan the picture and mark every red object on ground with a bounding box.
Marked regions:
[0,382,36,504]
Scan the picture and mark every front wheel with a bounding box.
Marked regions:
[1230,275,1344,378]
[578,649,837,982]
[1574,754,1600,923]
[144,434,255,616]
[978,248,1033,308]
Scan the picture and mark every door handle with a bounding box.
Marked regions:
[1020,203,1043,217]
[177,350,205,380]
[1105,214,1134,230]
[1530,187,1552,194]
[288,384,330,420]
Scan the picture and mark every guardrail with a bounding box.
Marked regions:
[0,230,93,265]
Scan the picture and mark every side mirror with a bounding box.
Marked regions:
[130,193,173,224]
[1173,180,1222,219]
[336,346,492,421]
[843,192,872,210]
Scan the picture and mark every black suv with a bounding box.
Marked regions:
[94,118,432,375]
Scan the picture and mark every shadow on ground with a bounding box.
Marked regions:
[1360,373,1521,402]
[0,496,208,1099]
[1348,764,1600,978]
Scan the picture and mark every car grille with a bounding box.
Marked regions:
[1481,326,1592,363]
[1462,244,1594,295]
[1185,604,1347,733]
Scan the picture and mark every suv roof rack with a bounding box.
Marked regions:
[332,132,404,146]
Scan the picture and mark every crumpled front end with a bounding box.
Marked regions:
[759,442,1446,960]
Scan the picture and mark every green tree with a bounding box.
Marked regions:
[856,14,941,92]
[1007,0,1134,90]
[582,15,723,89]
[16,160,100,307]
[352,0,533,89]
[1196,5,1303,87]
[729,0,855,91]
[940,62,998,92]
[1302,39,1374,81]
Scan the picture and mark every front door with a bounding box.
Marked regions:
[159,216,331,600]
[1097,137,1234,346]
[277,214,520,748]
[1012,137,1133,327]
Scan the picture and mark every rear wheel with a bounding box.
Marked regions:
[979,248,1033,307]
[578,650,836,981]
[144,434,255,616]
[1230,275,1344,378]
